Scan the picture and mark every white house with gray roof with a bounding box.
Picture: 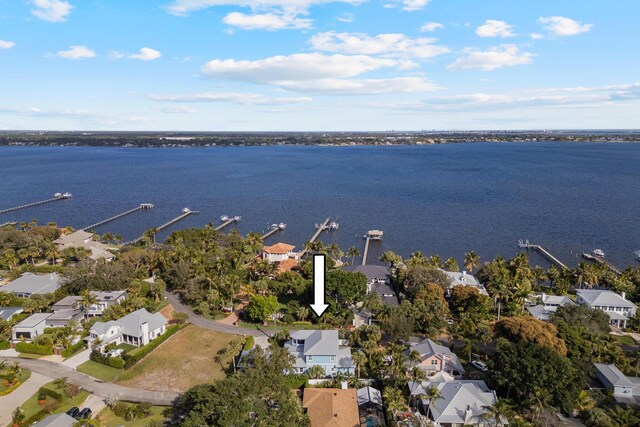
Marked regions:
[576,289,637,328]
[88,308,167,350]
[441,270,488,296]
[1,273,62,298]
[12,312,51,341]
[527,293,576,321]
[408,372,506,426]
[594,363,640,404]
[407,338,465,376]
[86,290,127,317]
[284,330,355,377]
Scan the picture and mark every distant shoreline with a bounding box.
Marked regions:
[1,131,640,148]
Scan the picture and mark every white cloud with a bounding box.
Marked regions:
[448,44,532,71]
[148,92,313,105]
[31,0,73,23]
[0,40,16,49]
[420,22,443,32]
[538,16,593,36]
[476,20,515,38]
[160,105,198,113]
[400,0,431,11]
[128,47,162,61]
[108,50,126,60]
[56,45,96,60]
[165,0,365,16]
[309,32,449,59]
[530,33,544,40]
[0,106,150,124]
[277,77,440,94]
[337,13,355,23]
[223,11,312,30]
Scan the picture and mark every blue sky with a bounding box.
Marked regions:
[0,0,638,131]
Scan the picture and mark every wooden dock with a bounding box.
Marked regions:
[362,230,383,266]
[125,209,196,245]
[582,253,622,275]
[215,216,240,232]
[82,203,154,232]
[261,224,285,240]
[299,217,331,256]
[518,240,568,270]
[0,193,72,215]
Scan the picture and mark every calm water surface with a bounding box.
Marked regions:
[0,143,638,269]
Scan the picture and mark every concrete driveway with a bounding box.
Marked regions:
[0,372,53,426]
[62,348,92,369]
[78,394,107,419]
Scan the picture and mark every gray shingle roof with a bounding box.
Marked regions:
[303,330,339,356]
[1,273,62,296]
[409,338,465,374]
[577,290,636,308]
[594,363,635,387]
[118,308,167,337]
[14,313,51,328]
[372,282,399,306]
[342,265,390,283]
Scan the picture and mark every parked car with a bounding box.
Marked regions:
[471,360,488,372]
[78,407,92,420]
[66,407,79,418]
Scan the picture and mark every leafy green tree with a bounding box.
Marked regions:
[245,295,279,323]
[308,365,326,379]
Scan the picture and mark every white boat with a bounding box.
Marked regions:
[182,207,191,214]
[220,215,229,222]
[278,223,287,230]
[593,249,605,258]
[233,216,242,221]
[329,221,339,230]
[54,192,62,198]
[635,250,640,261]
[62,192,72,198]
[270,223,278,230]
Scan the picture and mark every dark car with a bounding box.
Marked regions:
[66,407,80,418]
[78,407,92,420]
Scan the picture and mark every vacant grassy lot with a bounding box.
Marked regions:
[76,360,123,382]
[116,325,237,392]
[97,405,168,427]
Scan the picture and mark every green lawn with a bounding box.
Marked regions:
[115,343,137,353]
[18,353,44,359]
[76,360,123,382]
[0,370,31,393]
[614,334,637,345]
[97,405,167,427]
[19,381,89,424]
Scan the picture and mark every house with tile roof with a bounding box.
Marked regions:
[1,272,62,298]
[88,308,167,350]
[285,330,355,377]
[527,293,576,321]
[576,289,637,328]
[54,230,116,261]
[408,372,506,426]
[262,242,297,262]
[407,338,465,376]
[302,388,360,427]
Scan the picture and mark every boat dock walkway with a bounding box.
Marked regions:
[300,217,331,256]
[0,193,72,215]
[125,209,196,245]
[582,253,623,275]
[518,240,569,270]
[215,216,240,232]
[362,230,384,266]
[82,203,154,232]
[261,224,285,240]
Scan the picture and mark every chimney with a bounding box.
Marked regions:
[464,405,473,424]
[542,292,547,302]
[140,322,150,346]
[341,381,348,390]
[621,292,626,300]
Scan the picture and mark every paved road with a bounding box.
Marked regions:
[0,372,52,426]
[0,357,179,406]
[165,292,271,338]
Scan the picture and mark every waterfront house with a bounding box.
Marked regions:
[86,290,127,317]
[262,242,297,262]
[302,388,360,427]
[408,372,506,426]
[284,330,355,377]
[576,289,637,328]
[88,308,167,350]
[1,273,62,298]
[342,265,399,306]
[594,363,640,404]
[12,312,51,341]
[357,386,386,426]
[527,293,576,321]
[54,230,115,261]
[0,307,24,321]
[441,270,489,296]
[407,338,465,376]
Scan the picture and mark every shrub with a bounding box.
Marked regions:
[112,401,128,418]
[0,381,22,396]
[108,357,125,369]
[243,336,254,351]
[38,386,63,401]
[15,342,53,355]
[61,341,86,358]
[90,350,124,369]
[284,374,308,389]
[123,325,181,369]
[0,340,9,350]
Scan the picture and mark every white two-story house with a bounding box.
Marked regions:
[88,308,167,350]
[576,289,637,328]
[284,330,355,377]
[86,290,127,317]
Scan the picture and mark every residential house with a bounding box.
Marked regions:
[46,295,85,327]
[357,386,386,427]
[12,312,51,341]
[527,293,576,321]
[86,290,127,317]
[33,413,77,427]
[54,230,115,261]
[407,338,465,376]
[284,330,355,377]
[52,295,82,311]
[441,270,489,296]
[302,388,360,427]
[342,265,399,306]
[408,372,506,427]
[262,242,299,273]
[594,363,640,405]
[576,289,637,328]
[0,307,24,321]
[1,272,62,298]
[88,308,167,350]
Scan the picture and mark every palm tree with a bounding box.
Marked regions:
[443,257,459,272]
[428,255,443,269]
[464,251,480,272]
[574,390,595,414]
[347,247,360,266]
[53,377,68,389]
[352,351,366,379]
[224,339,243,374]
[532,266,548,289]
[481,398,511,426]
[420,386,443,421]
[44,244,60,265]
[2,249,18,271]
[382,387,408,420]
[80,289,97,312]
[295,306,309,322]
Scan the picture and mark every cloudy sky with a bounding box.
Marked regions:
[1,0,638,130]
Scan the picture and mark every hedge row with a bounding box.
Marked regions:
[61,341,86,358]
[15,342,53,355]
[0,340,9,350]
[89,350,125,369]
[38,386,63,401]
[123,325,181,369]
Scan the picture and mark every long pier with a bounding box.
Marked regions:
[0,221,17,228]
[82,204,154,231]
[261,224,286,240]
[518,240,568,270]
[299,217,331,256]
[362,230,384,266]
[125,209,196,245]
[215,216,241,232]
[0,193,72,215]
[582,253,623,275]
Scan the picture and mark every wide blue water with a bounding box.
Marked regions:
[0,142,638,269]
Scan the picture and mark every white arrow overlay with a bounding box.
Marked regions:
[310,254,329,316]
